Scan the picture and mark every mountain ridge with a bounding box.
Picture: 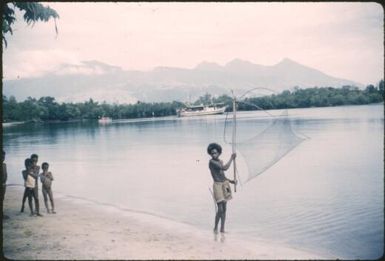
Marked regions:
[3,58,363,103]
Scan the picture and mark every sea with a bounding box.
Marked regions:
[3,103,383,259]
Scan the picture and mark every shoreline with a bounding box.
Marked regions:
[3,186,328,259]
[2,102,383,126]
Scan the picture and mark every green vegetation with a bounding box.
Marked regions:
[238,81,384,111]
[2,97,184,122]
[2,80,383,122]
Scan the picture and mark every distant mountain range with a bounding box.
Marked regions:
[3,58,362,103]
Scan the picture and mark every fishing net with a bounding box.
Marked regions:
[224,89,307,185]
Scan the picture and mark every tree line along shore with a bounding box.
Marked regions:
[2,81,384,122]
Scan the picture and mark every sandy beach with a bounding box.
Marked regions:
[2,185,326,260]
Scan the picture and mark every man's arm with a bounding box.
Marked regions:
[210,154,236,171]
[222,153,236,170]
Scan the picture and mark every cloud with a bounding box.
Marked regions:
[3,49,81,80]
[54,61,122,76]
[2,2,383,84]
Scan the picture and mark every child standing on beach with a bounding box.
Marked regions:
[1,150,8,220]
[30,154,42,216]
[22,158,38,216]
[21,155,43,216]
[1,150,7,202]
[40,162,56,214]
[207,143,236,234]
[21,158,29,212]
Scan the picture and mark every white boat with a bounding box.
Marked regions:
[98,116,112,123]
[177,103,227,117]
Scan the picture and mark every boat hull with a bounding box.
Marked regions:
[98,117,112,123]
[177,106,226,117]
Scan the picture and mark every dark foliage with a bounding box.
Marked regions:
[3,80,383,122]
[2,2,59,47]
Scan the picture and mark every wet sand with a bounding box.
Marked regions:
[2,186,326,259]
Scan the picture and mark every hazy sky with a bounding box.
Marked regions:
[2,2,384,85]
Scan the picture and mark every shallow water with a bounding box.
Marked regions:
[3,103,383,259]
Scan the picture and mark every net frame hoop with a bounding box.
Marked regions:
[223,87,283,144]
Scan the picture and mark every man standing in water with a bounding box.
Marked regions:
[30,154,43,216]
[207,143,236,233]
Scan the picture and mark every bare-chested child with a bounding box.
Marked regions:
[30,154,42,216]
[21,154,42,216]
[22,158,38,216]
[2,150,7,203]
[40,162,56,214]
[2,150,8,219]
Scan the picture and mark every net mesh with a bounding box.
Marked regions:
[239,110,304,183]
[224,91,307,184]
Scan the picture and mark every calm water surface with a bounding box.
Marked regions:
[3,104,383,259]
